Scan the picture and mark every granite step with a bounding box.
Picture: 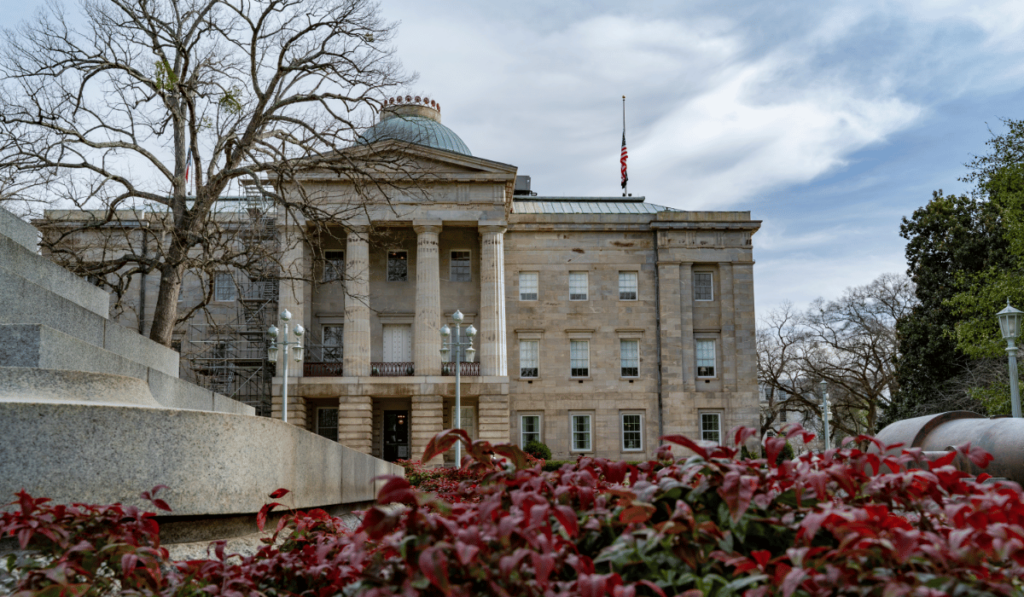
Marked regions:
[0,268,178,377]
[0,324,252,415]
[0,233,109,319]
[0,206,39,252]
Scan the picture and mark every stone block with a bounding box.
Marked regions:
[103,321,179,378]
[0,206,38,252]
[0,400,403,516]
[0,235,108,318]
[0,324,148,381]
[0,268,106,347]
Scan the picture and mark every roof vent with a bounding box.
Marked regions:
[514,175,536,196]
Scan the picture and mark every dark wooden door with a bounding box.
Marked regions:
[383,410,410,462]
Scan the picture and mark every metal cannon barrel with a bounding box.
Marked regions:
[874,411,1024,483]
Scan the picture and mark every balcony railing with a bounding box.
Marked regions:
[304,362,344,377]
[441,362,480,377]
[371,362,415,376]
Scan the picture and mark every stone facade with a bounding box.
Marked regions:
[39,97,762,464]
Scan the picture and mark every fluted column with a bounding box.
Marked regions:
[343,226,371,377]
[479,223,508,376]
[414,221,442,376]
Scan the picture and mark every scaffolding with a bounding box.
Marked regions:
[180,189,279,416]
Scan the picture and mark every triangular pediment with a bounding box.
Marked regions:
[305,139,518,182]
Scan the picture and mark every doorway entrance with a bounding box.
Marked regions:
[383,410,410,462]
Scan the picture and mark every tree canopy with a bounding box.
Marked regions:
[0,0,412,345]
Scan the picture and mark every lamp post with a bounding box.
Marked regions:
[997,299,1023,418]
[819,379,831,451]
[440,310,476,465]
[267,309,304,423]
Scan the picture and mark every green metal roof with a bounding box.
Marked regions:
[358,115,472,156]
[513,197,676,215]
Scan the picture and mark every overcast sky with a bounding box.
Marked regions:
[6,0,1024,318]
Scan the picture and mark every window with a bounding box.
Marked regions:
[383,324,412,362]
[387,251,408,282]
[700,412,722,444]
[520,340,539,378]
[520,272,538,301]
[620,340,639,377]
[780,408,788,423]
[619,272,638,300]
[521,414,541,447]
[322,250,345,283]
[621,413,643,451]
[696,339,716,377]
[571,414,592,452]
[694,272,713,301]
[214,273,237,302]
[570,340,589,377]
[316,407,338,441]
[322,325,343,362]
[450,250,471,282]
[569,272,588,301]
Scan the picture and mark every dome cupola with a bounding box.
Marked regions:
[358,95,471,156]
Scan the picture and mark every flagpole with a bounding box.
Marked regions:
[621,95,628,197]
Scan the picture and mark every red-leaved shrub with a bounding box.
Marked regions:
[4,424,1024,596]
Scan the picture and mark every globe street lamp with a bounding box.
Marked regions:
[819,379,831,450]
[267,309,304,423]
[997,299,1023,418]
[440,310,476,465]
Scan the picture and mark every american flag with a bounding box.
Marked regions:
[184,147,193,183]
[620,131,628,189]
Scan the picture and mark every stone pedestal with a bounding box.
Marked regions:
[479,224,507,376]
[414,222,442,376]
[343,226,371,377]
[338,395,373,454]
[411,394,444,466]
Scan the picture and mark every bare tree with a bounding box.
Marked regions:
[758,273,917,444]
[0,0,414,345]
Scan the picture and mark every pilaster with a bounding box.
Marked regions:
[343,226,371,377]
[679,262,695,392]
[277,221,311,378]
[657,262,684,394]
[720,262,736,391]
[479,223,508,376]
[411,394,444,466]
[337,395,373,454]
[414,222,442,376]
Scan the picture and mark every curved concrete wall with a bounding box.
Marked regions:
[0,399,403,516]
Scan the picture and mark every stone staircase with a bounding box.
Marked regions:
[0,206,252,415]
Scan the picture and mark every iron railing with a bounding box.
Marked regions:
[371,362,415,376]
[441,362,480,376]
[304,362,344,377]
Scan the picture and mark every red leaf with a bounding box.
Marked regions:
[661,435,708,459]
[493,444,530,470]
[977,473,992,483]
[151,499,171,512]
[732,425,757,448]
[531,552,556,584]
[419,546,451,593]
[765,436,786,468]
[269,488,290,499]
[928,450,956,470]
[956,442,994,470]
[604,461,629,484]
[635,580,666,597]
[422,428,471,463]
[455,540,480,566]
[359,507,398,540]
[553,505,579,537]
[781,567,807,597]
[752,549,771,569]
[376,476,417,505]
[718,471,759,522]
[620,504,654,524]
[121,553,138,576]
[256,502,281,532]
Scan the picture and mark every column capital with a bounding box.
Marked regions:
[413,220,443,234]
[478,221,507,234]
